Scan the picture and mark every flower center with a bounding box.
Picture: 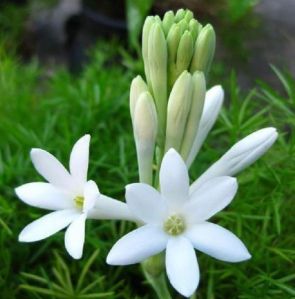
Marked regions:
[74,196,84,209]
[163,214,186,236]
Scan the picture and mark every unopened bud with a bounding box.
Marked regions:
[148,23,168,143]
[129,75,148,122]
[178,19,189,34]
[176,31,194,79]
[190,24,216,76]
[184,10,194,22]
[165,71,193,152]
[180,71,206,160]
[162,11,175,36]
[175,8,186,22]
[133,92,158,185]
[142,16,155,86]
[186,85,224,168]
[189,19,199,41]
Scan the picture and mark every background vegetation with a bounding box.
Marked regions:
[0,2,294,298]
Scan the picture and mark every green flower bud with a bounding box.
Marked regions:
[175,8,186,22]
[129,75,148,122]
[133,92,158,185]
[175,31,194,80]
[167,23,181,88]
[184,10,194,23]
[142,16,155,86]
[162,11,175,36]
[167,23,181,62]
[180,71,206,160]
[148,22,168,144]
[189,19,199,41]
[165,71,193,152]
[178,19,189,35]
[190,24,216,76]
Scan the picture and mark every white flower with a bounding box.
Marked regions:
[107,149,251,297]
[16,135,134,259]
[187,85,278,192]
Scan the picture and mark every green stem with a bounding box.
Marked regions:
[143,269,172,299]
[141,254,172,299]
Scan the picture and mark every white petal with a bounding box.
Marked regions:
[191,127,278,192]
[160,149,189,209]
[31,149,74,190]
[187,85,224,168]
[83,180,99,213]
[19,209,79,242]
[184,177,238,223]
[69,135,90,185]
[107,225,168,265]
[15,182,73,210]
[87,194,138,222]
[166,236,199,297]
[186,222,251,262]
[65,214,86,259]
[125,183,167,224]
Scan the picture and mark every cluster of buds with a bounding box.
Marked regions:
[130,9,215,185]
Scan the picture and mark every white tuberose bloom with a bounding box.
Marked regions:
[107,149,251,297]
[187,85,278,192]
[16,135,134,259]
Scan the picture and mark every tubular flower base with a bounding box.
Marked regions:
[15,135,135,259]
[107,149,252,297]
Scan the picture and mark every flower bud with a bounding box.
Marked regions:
[178,19,189,35]
[165,71,193,152]
[180,71,206,160]
[162,11,175,36]
[133,92,158,185]
[130,75,148,122]
[189,19,200,41]
[175,8,186,22]
[184,10,194,22]
[190,24,216,76]
[186,85,224,167]
[142,16,155,86]
[175,31,194,81]
[148,22,168,143]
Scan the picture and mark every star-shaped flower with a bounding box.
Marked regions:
[107,149,252,297]
[16,135,134,259]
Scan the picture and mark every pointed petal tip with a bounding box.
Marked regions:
[68,251,83,260]
[18,233,26,242]
[30,148,42,156]
[243,250,252,261]
[166,148,178,155]
[106,254,114,265]
[208,85,224,97]
[14,186,21,197]
[106,250,121,265]
[18,230,35,243]
[81,134,91,141]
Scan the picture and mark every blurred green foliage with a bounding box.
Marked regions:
[126,0,154,50]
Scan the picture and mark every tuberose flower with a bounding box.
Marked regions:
[16,135,134,259]
[107,149,252,297]
[186,86,278,190]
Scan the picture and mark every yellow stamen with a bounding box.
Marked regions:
[163,214,186,236]
[74,196,84,209]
